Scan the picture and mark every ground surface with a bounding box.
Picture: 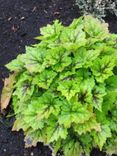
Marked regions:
[0,0,117,156]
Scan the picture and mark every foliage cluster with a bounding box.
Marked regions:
[1,16,117,156]
[75,0,117,18]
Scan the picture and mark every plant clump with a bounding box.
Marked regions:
[1,15,117,156]
[75,0,117,18]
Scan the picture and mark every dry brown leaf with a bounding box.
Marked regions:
[0,73,16,111]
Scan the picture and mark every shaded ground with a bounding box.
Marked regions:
[0,0,117,156]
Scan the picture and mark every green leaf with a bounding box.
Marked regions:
[12,72,34,99]
[6,54,25,71]
[57,80,80,101]
[38,20,63,40]
[36,93,61,118]
[84,15,109,39]
[104,134,117,155]
[24,128,47,147]
[24,116,45,130]
[60,26,86,51]
[50,126,68,142]
[93,125,111,150]
[103,91,117,113]
[58,102,93,128]
[76,68,91,79]
[46,118,68,142]
[33,69,57,89]
[79,134,92,156]
[106,75,117,91]
[52,138,62,155]
[46,47,72,72]
[59,70,76,81]
[73,47,101,69]
[12,118,29,132]
[24,46,47,73]
[91,56,115,83]
[74,117,101,135]
[63,139,83,156]
[69,17,83,29]
[78,78,95,104]
[92,84,106,111]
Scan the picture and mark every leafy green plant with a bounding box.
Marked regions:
[1,15,117,156]
[75,0,117,18]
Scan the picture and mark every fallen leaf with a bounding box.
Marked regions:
[0,73,16,111]
[32,6,37,12]
[53,12,60,16]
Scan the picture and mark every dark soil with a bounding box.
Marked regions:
[0,0,117,156]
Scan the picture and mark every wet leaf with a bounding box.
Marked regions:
[0,73,16,111]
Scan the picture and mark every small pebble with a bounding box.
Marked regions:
[3,149,6,152]
[31,152,34,156]
[20,16,25,20]
[8,17,12,21]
